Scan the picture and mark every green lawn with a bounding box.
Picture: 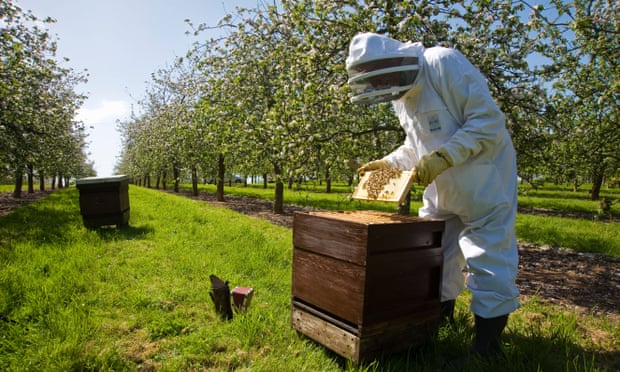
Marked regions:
[185,182,620,258]
[0,185,618,371]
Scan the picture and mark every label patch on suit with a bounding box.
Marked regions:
[428,114,441,132]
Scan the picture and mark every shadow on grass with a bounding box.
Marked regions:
[0,189,153,246]
[502,332,620,372]
[305,315,619,372]
[0,191,83,246]
[91,223,154,241]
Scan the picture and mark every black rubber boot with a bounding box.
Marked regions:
[445,313,509,370]
[471,314,508,356]
[440,299,456,324]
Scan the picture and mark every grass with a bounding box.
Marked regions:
[187,182,411,213]
[0,185,619,371]
[516,214,620,256]
[182,182,620,258]
[517,182,620,217]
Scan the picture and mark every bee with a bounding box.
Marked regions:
[366,168,402,199]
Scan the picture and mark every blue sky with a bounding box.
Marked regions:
[17,0,258,177]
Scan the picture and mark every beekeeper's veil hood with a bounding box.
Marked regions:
[346,32,424,105]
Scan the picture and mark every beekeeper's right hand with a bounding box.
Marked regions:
[357,159,390,176]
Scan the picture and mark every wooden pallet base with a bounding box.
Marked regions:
[291,302,438,364]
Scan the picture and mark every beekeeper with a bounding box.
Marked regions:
[347,32,519,356]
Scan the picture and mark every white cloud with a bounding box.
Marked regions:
[77,100,130,177]
[77,100,130,125]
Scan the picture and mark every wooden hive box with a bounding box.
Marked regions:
[76,175,130,228]
[291,210,444,364]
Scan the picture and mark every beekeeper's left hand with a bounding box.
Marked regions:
[412,149,453,186]
[357,159,390,176]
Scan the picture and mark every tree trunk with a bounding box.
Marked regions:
[288,177,294,190]
[216,153,225,202]
[51,176,56,189]
[274,181,284,214]
[263,173,268,189]
[39,172,45,191]
[58,175,64,188]
[191,165,199,196]
[12,169,23,198]
[591,171,604,201]
[273,164,284,214]
[573,177,579,193]
[324,168,331,193]
[173,165,180,192]
[27,164,34,193]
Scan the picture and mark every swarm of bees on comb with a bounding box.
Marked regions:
[362,168,403,200]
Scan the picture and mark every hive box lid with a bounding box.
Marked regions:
[76,175,129,185]
[293,211,444,266]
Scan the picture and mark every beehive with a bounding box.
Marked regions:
[291,210,444,364]
[76,175,130,228]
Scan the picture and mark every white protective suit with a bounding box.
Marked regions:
[348,33,520,318]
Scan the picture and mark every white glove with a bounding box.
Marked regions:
[412,149,452,186]
[357,159,390,176]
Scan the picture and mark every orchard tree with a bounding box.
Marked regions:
[283,1,402,193]
[291,0,555,201]
[118,53,213,194]
[192,37,249,201]
[119,0,615,211]
[153,58,206,193]
[1,0,88,197]
[343,0,556,181]
[196,4,305,213]
[188,0,557,211]
[131,60,197,191]
[117,114,155,186]
[533,0,619,198]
